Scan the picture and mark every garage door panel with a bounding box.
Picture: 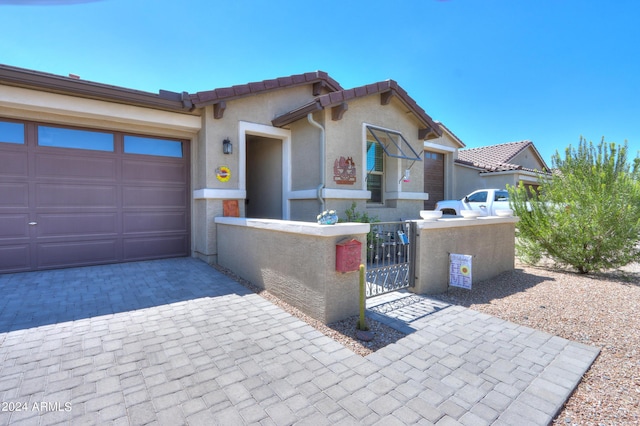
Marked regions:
[0,150,28,177]
[122,159,186,183]
[0,245,31,272]
[0,183,29,208]
[0,214,29,239]
[123,235,188,260]
[35,153,116,181]
[123,186,186,208]
[123,211,187,234]
[35,213,118,237]
[36,184,117,208]
[1,122,189,272]
[37,239,118,268]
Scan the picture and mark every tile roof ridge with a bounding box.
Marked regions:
[460,140,532,152]
[190,70,344,106]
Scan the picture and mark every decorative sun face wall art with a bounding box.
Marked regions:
[216,166,231,182]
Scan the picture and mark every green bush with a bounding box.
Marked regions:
[342,202,380,261]
[508,138,640,274]
[343,201,378,224]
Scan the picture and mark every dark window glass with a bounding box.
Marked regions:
[0,121,25,144]
[495,190,509,201]
[38,126,114,151]
[124,135,183,158]
[468,191,488,202]
[368,174,382,203]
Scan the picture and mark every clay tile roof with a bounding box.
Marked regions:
[456,141,550,173]
[189,71,343,106]
[272,79,442,139]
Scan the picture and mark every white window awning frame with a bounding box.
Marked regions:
[366,125,423,162]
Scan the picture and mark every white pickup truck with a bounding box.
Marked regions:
[434,189,511,216]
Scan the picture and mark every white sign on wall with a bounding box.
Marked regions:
[449,253,472,289]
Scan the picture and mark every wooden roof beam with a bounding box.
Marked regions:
[213,101,226,119]
[331,102,348,121]
[419,127,439,140]
[380,89,396,105]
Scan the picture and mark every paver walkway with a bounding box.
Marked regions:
[0,258,599,425]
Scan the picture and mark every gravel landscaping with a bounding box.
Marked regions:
[216,261,640,425]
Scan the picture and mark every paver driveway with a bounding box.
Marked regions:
[0,258,598,425]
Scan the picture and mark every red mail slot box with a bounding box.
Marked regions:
[336,238,362,273]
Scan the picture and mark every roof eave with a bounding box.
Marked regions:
[271,100,323,127]
[271,80,442,140]
[0,64,194,113]
[435,121,466,148]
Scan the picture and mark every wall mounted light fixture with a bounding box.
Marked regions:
[223,138,232,154]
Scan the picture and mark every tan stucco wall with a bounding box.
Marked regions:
[455,165,486,198]
[365,200,423,221]
[318,95,430,222]
[195,87,444,260]
[324,95,425,195]
[0,85,201,137]
[413,218,517,294]
[290,115,322,191]
[215,218,369,324]
[479,174,518,191]
[193,86,321,259]
[290,200,322,222]
[198,86,314,189]
[425,131,463,151]
[511,147,546,171]
[193,199,225,264]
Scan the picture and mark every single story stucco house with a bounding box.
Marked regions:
[0,64,467,273]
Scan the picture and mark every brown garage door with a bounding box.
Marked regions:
[423,151,444,210]
[0,119,189,273]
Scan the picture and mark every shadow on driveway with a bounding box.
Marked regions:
[0,258,249,334]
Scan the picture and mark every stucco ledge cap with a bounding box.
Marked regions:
[214,217,370,236]
[414,216,519,230]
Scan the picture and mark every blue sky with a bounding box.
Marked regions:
[1,0,639,166]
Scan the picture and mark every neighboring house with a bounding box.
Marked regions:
[0,64,450,272]
[453,140,551,199]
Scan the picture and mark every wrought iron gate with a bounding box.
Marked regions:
[365,221,417,298]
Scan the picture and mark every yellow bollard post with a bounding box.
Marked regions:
[357,264,368,331]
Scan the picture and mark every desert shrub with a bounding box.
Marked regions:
[509,138,640,274]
